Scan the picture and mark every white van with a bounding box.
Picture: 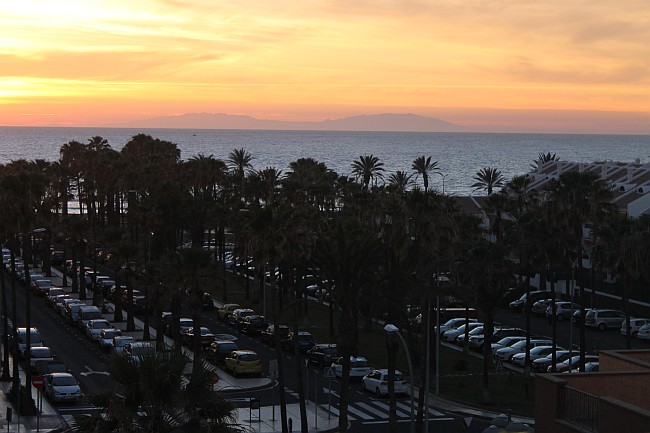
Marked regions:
[78,306,102,330]
[16,327,42,356]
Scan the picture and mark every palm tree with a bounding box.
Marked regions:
[71,351,240,432]
[411,156,439,192]
[531,152,560,170]
[351,155,384,189]
[387,171,413,193]
[471,167,505,195]
[312,217,381,432]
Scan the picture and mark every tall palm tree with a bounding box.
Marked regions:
[351,155,384,189]
[471,167,505,195]
[411,156,439,192]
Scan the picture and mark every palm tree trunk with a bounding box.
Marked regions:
[271,275,288,433]
[291,306,308,433]
[0,245,11,381]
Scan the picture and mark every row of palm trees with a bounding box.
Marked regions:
[1,137,649,432]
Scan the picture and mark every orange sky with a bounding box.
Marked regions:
[1,0,649,133]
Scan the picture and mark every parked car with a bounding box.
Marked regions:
[442,322,483,343]
[181,327,216,347]
[32,279,53,296]
[434,317,478,335]
[570,361,599,373]
[585,309,626,330]
[332,356,372,379]
[260,324,290,346]
[363,369,408,397]
[553,355,599,373]
[112,336,135,355]
[307,344,338,368]
[638,323,650,341]
[16,327,42,356]
[469,328,525,352]
[532,350,575,373]
[35,359,68,375]
[123,342,156,363]
[511,345,559,367]
[546,302,581,321]
[227,308,256,327]
[490,336,527,356]
[98,328,122,352]
[620,318,650,338]
[217,303,241,321]
[85,319,113,341]
[494,339,553,362]
[205,340,240,363]
[238,315,268,334]
[44,372,82,403]
[281,331,316,353]
[78,305,103,330]
[47,293,69,310]
[29,346,55,371]
[455,326,486,346]
[509,290,550,312]
[531,299,554,317]
[224,350,262,377]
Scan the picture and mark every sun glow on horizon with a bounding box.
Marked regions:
[1,0,649,133]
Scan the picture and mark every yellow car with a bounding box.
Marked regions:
[217,303,241,321]
[224,350,262,377]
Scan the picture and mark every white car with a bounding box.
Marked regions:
[546,302,581,320]
[363,369,408,396]
[44,373,82,402]
[86,319,113,341]
[442,322,483,343]
[435,317,478,334]
[511,345,558,367]
[29,346,55,370]
[638,323,650,341]
[490,336,527,356]
[494,339,552,362]
[98,328,122,352]
[332,356,372,379]
[112,336,135,355]
[620,318,650,338]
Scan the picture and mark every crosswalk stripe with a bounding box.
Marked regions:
[356,402,389,418]
[346,405,374,420]
[320,405,356,421]
[393,401,445,418]
[369,400,410,418]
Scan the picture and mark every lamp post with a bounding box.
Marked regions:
[384,324,414,433]
[434,172,448,194]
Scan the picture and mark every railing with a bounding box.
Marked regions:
[558,387,598,433]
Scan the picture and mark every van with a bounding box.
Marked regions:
[16,327,42,356]
[78,306,102,329]
[67,303,89,323]
[585,309,625,330]
[509,290,550,312]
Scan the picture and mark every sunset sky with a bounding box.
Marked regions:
[1,0,649,133]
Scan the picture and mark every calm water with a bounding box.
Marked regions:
[1,126,649,195]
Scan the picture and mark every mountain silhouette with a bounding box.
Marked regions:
[121,112,465,132]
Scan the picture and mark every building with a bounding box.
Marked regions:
[535,349,650,433]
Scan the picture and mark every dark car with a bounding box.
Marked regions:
[35,359,68,375]
[181,327,216,348]
[282,331,316,354]
[51,250,64,266]
[260,324,290,346]
[205,340,240,363]
[307,343,338,368]
[239,315,268,334]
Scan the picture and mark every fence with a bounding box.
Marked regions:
[558,386,598,433]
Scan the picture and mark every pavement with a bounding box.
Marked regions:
[0,263,535,432]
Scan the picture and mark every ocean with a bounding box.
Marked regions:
[1,126,649,196]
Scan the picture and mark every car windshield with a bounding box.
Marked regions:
[298,334,313,342]
[220,343,238,352]
[511,341,527,349]
[132,346,155,356]
[32,348,52,357]
[52,376,78,386]
[239,353,259,362]
[116,338,134,347]
[93,321,110,329]
[102,330,121,338]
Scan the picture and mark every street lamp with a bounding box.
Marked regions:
[434,172,449,194]
[384,323,414,433]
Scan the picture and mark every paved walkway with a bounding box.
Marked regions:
[0,263,534,432]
